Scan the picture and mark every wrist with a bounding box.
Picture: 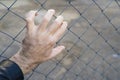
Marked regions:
[10,50,37,75]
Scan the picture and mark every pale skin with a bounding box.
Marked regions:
[10,9,68,75]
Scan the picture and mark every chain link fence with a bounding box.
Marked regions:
[0,0,120,80]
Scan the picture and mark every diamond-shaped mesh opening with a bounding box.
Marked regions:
[0,12,25,37]
[43,0,69,15]
[71,0,93,13]
[0,33,12,55]
[0,4,8,20]
[82,2,101,23]
[2,41,20,58]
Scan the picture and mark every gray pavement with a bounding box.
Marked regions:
[0,0,120,80]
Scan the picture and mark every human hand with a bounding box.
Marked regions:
[10,9,68,74]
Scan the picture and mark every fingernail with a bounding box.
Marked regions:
[63,21,68,26]
[25,10,37,19]
[61,46,65,50]
[55,15,64,24]
[44,9,55,21]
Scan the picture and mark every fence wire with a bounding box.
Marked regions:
[0,0,120,80]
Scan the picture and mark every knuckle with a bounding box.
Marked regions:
[43,17,49,23]
[29,10,34,13]
[55,20,61,26]
[26,18,33,22]
[29,10,36,14]
[55,15,63,25]
[48,36,56,44]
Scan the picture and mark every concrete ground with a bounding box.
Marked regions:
[0,0,120,80]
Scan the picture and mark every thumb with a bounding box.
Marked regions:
[47,46,65,60]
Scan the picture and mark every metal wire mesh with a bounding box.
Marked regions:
[0,0,120,80]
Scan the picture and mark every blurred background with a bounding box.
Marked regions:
[0,0,120,80]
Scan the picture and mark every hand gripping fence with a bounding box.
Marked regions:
[0,0,120,80]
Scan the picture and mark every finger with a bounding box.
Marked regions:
[47,46,65,60]
[38,9,55,31]
[25,10,37,30]
[48,15,63,35]
[53,21,68,42]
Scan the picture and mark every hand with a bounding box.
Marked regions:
[10,9,68,74]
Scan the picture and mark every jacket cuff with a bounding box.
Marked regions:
[0,59,24,80]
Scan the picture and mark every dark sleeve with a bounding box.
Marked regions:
[0,59,24,80]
